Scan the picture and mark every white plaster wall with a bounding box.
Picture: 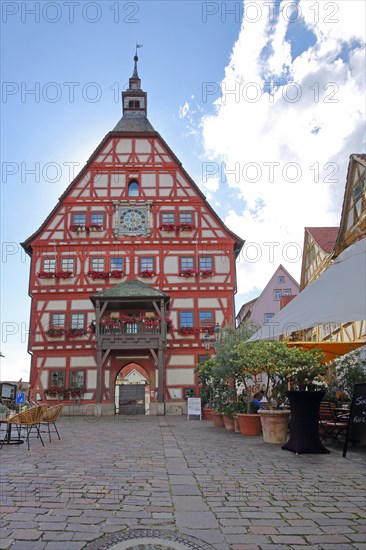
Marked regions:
[164,256,178,273]
[94,174,108,187]
[141,174,155,187]
[40,371,48,388]
[173,299,194,308]
[116,139,132,153]
[104,371,110,387]
[46,301,67,310]
[168,355,195,366]
[70,356,97,367]
[45,357,66,367]
[166,368,194,386]
[159,174,173,187]
[198,298,220,308]
[71,300,93,310]
[135,139,151,153]
[88,370,97,389]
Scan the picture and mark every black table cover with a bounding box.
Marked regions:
[282,390,330,454]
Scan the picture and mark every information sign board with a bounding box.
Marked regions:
[187,397,201,420]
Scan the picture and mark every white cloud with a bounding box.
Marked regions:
[198,0,366,303]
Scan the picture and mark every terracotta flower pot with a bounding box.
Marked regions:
[212,411,225,427]
[223,415,235,431]
[202,408,213,421]
[258,409,291,444]
[233,414,240,433]
[236,413,262,436]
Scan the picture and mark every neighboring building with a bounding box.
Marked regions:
[299,154,366,343]
[334,154,366,257]
[21,55,243,415]
[300,227,339,290]
[236,265,299,331]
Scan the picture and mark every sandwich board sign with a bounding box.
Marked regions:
[187,397,201,420]
[343,383,366,458]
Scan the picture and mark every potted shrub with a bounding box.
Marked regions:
[235,341,326,444]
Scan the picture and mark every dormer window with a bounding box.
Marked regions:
[128,100,140,109]
[128,179,139,196]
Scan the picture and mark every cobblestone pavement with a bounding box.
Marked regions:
[0,416,365,550]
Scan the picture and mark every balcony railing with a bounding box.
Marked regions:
[99,321,162,337]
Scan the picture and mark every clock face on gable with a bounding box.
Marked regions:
[117,207,148,235]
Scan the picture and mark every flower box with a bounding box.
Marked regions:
[179,269,196,278]
[159,224,176,232]
[67,328,86,338]
[70,224,86,232]
[55,271,73,279]
[87,271,110,280]
[200,270,215,279]
[87,224,103,231]
[178,326,200,336]
[110,270,124,279]
[38,271,56,279]
[47,327,66,338]
[139,270,155,278]
[177,223,195,231]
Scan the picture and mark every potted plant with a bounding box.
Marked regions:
[234,341,326,444]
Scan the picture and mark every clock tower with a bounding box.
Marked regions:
[22,52,244,417]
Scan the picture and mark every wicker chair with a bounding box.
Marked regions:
[4,404,48,450]
[39,404,64,442]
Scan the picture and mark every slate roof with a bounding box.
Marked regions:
[113,113,155,132]
[306,227,339,253]
[91,279,170,300]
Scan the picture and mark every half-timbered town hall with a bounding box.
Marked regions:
[22,54,244,415]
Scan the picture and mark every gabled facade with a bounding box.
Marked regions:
[236,265,299,330]
[21,56,243,415]
[300,227,339,290]
[299,154,366,344]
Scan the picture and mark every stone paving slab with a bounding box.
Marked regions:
[0,416,365,550]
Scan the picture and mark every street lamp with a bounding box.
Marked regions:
[202,323,221,352]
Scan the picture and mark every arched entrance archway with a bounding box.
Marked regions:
[115,363,150,415]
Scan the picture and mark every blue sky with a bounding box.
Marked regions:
[1,1,365,381]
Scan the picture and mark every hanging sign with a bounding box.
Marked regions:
[187,397,201,420]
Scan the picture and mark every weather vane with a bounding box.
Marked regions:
[135,43,143,57]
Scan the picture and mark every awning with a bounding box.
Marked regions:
[248,237,366,341]
[287,341,365,363]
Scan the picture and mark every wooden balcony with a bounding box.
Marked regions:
[97,321,163,350]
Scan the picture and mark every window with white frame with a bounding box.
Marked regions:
[161,212,175,224]
[179,212,193,223]
[91,258,105,271]
[273,289,281,301]
[61,258,74,271]
[283,289,292,296]
[128,180,139,196]
[264,313,274,323]
[181,257,194,270]
[277,276,285,283]
[180,311,194,327]
[70,370,85,388]
[43,258,56,272]
[51,313,65,327]
[71,313,85,329]
[73,213,86,225]
[199,311,213,326]
[111,258,124,271]
[199,256,213,270]
[90,213,104,225]
[50,370,65,388]
[140,257,154,272]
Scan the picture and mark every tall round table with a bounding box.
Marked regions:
[282,390,330,454]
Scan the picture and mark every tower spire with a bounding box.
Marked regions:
[122,45,147,117]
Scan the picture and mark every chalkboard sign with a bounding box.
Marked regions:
[343,383,366,458]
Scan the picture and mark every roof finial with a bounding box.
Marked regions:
[132,43,143,78]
